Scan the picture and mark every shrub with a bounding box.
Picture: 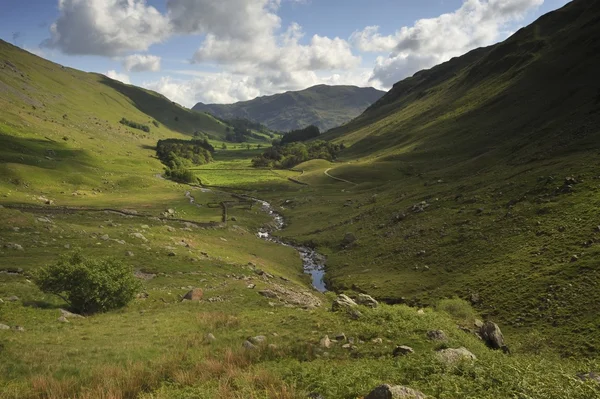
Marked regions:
[33,251,141,314]
[119,117,150,132]
[436,297,478,325]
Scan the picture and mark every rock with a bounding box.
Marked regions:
[348,309,363,320]
[64,244,71,249]
[0,324,10,330]
[59,309,84,318]
[417,309,425,315]
[565,176,578,185]
[393,345,414,356]
[205,333,216,343]
[479,321,508,352]
[8,296,19,302]
[365,384,427,399]
[247,283,256,289]
[130,232,148,242]
[372,338,383,344]
[4,243,23,251]
[57,316,69,323]
[342,343,352,349]
[411,201,429,213]
[426,330,448,341]
[12,326,25,332]
[571,255,579,262]
[242,340,257,350]
[100,234,110,241]
[136,292,149,299]
[182,288,203,301]
[168,252,176,257]
[335,333,347,342]
[342,232,356,246]
[0,299,3,304]
[474,319,484,329]
[332,294,358,312]
[308,393,325,399]
[469,293,480,304]
[577,372,600,383]
[320,335,332,348]
[230,217,237,222]
[37,217,52,223]
[249,335,267,344]
[356,293,379,308]
[437,347,476,363]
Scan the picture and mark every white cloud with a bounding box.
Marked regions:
[43,0,170,56]
[106,70,131,84]
[355,0,544,86]
[123,54,161,72]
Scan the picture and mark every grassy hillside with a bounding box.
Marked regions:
[193,84,385,132]
[252,0,600,356]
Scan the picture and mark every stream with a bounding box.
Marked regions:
[253,199,328,292]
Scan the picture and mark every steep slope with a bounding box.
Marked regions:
[193,84,385,132]
[266,0,600,356]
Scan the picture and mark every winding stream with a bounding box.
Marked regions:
[253,199,327,292]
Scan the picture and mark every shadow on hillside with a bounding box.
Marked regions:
[22,300,64,310]
[140,144,156,151]
[0,133,96,172]
[99,76,196,135]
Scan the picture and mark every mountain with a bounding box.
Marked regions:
[193,84,386,132]
[272,0,600,356]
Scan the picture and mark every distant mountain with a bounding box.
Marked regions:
[193,85,385,132]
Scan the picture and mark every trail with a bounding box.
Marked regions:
[324,167,357,185]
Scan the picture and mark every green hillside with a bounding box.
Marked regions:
[258,0,600,356]
[193,84,385,132]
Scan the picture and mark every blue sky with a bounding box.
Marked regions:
[0,0,570,107]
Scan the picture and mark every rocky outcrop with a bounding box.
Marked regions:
[332,294,358,312]
[479,321,509,352]
[365,384,427,399]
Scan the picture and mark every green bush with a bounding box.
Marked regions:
[33,251,141,314]
[436,297,478,325]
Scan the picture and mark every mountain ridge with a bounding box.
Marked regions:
[193,84,385,132]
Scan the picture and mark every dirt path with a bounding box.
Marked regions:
[324,168,357,185]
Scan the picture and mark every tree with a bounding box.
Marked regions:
[221,143,228,150]
[33,251,141,314]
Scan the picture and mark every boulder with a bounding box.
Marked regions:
[577,372,600,383]
[332,294,358,312]
[342,232,356,246]
[249,335,267,344]
[320,335,332,348]
[479,321,507,351]
[242,340,257,350]
[426,330,448,341]
[356,293,379,308]
[182,288,203,301]
[365,384,427,399]
[437,347,476,364]
[393,345,414,356]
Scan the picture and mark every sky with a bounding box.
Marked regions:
[0,0,570,108]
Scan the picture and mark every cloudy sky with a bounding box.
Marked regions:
[1,0,569,107]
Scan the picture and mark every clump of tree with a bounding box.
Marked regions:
[252,140,343,169]
[33,251,141,314]
[120,117,150,132]
[280,125,320,145]
[156,138,215,183]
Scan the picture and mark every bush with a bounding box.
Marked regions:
[33,251,141,314]
[119,117,150,132]
[436,297,478,325]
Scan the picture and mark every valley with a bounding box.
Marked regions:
[1,0,600,398]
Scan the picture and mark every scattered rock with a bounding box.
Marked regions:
[320,335,332,348]
[469,293,480,304]
[37,217,52,223]
[365,384,427,399]
[100,234,110,241]
[571,255,579,262]
[411,201,429,213]
[247,283,256,289]
[12,326,25,332]
[57,316,69,323]
[242,340,257,350]
[129,232,148,242]
[182,288,203,301]
[4,243,23,251]
[577,372,600,383]
[474,319,484,329]
[479,321,508,352]
[168,252,176,257]
[417,309,425,315]
[125,251,134,257]
[0,324,10,330]
[136,292,149,299]
[334,333,347,342]
[426,330,448,341]
[249,335,267,344]
[205,333,216,343]
[437,347,476,363]
[372,338,383,344]
[332,294,358,312]
[59,309,84,319]
[342,232,356,246]
[393,345,414,356]
[356,293,379,308]
[348,309,363,320]
[8,296,19,302]
[258,284,321,308]
[259,289,279,299]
